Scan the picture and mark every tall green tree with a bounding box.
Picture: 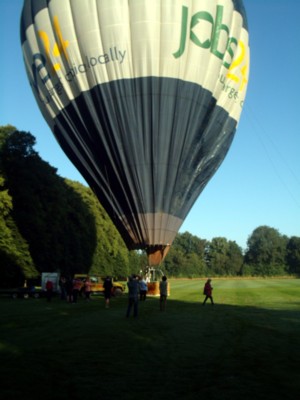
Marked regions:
[163,232,207,277]
[128,250,148,276]
[0,129,38,286]
[0,127,134,281]
[0,126,38,285]
[0,125,16,150]
[65,179,130,277]
[0,129,97,277]
[244,226,288,276]
[286,236,300,274]
[205,237,243,276]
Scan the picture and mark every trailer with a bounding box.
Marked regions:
[0,273,61,299]
[0,286,43,299]
[41,272,60,292]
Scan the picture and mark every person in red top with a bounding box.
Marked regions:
[45,280,53,302]
[202,279,214,305]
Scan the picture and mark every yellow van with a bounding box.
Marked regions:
[74,275,125,296]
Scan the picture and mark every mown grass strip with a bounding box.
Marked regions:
[0,278,299,400]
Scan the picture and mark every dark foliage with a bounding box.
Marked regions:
[0,126,299,286]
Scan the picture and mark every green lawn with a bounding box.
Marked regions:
[1,278,300,400]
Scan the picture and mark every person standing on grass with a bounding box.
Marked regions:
[45,279,53,302]
[65,277,73,303]
[84,277,92,301]
[139,276,148,301]
[72,277,82,303]
[103,276,113,308]
[202,278,214,305]
[126,275,139,317]
[159,275,168,311]
[59,276,67,300]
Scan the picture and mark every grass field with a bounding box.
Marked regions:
[1,278,300,400]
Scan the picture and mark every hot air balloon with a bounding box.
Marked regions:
[20,0,250,265]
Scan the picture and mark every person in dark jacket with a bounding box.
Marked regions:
[202,279,214,305]
[65,277,73,303]
[159,275,168,311]
[72,277,82,303]
[126,275,139,317]
[103,276,113,308]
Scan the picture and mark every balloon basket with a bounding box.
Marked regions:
[147,282,160,296]
[147,281,170,296]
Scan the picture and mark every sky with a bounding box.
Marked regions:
[1,0,300,250]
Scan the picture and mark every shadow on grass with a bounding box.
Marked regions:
[0,296,299,400]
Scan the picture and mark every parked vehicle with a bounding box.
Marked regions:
[0,286,43,299]
[0,273,125,299]
[41,272,60,292]
[0,273,60,299]
[74,274,125,296]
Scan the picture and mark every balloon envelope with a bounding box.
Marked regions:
[20,0,250,264]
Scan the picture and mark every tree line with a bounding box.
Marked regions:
[0,126,299,287]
